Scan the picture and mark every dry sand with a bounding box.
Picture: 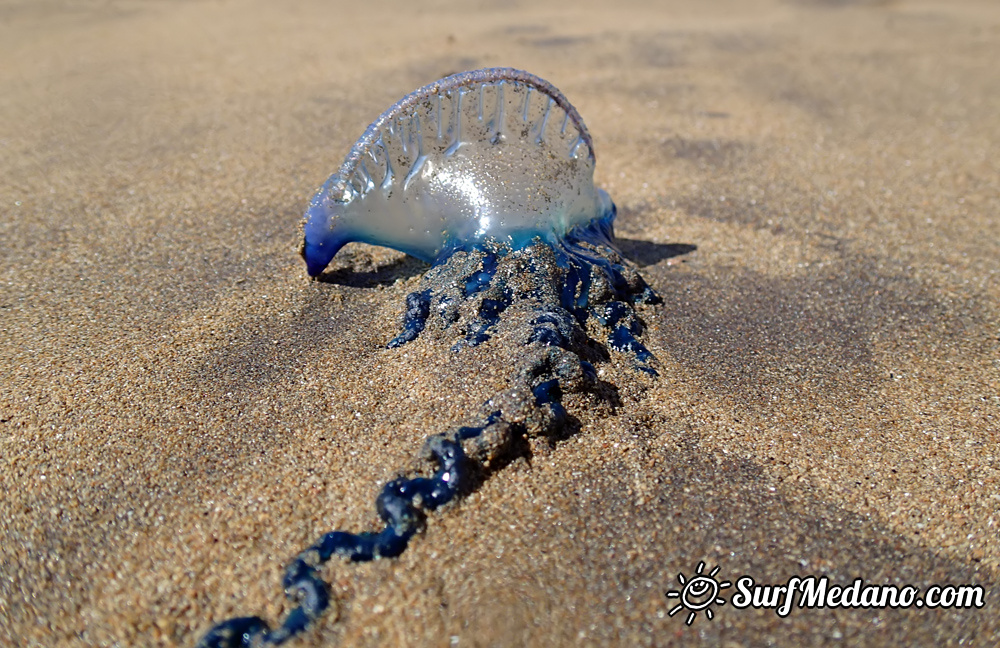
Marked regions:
[2,0,999,645]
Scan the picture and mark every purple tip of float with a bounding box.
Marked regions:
[301,198,348,277]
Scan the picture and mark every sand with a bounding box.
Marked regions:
[2,0,999,645]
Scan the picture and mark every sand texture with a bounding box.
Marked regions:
[2,0,999,646]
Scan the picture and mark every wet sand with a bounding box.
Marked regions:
[2,0,999,645]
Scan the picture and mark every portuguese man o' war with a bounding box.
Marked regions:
[302,67,658,360]
[301,67,607,274]
[198,68,661,647]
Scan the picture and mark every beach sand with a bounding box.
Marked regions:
[2,0,999,645]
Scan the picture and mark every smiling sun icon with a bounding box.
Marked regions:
[665,561,731,625]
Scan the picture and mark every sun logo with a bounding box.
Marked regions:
[665,561,731,625]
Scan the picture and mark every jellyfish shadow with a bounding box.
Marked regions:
[615,238,696,267]
[315,254,429,287]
